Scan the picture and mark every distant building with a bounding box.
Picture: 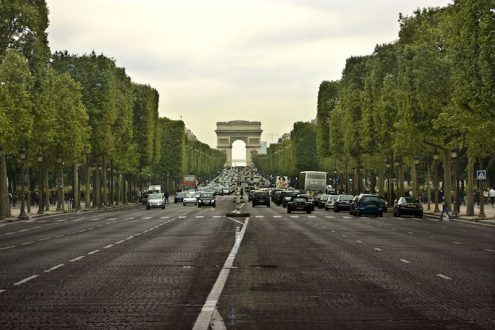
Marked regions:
[185,128,197,141]
[260,141,267,154]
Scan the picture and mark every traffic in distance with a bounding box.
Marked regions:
[139,167,423,219]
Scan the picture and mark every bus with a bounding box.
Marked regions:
[182,175,197,191]
[299,171,327,193]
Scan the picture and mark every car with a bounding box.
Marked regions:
[379,197,388,212]
[316,193,330,208]
[287,196,314,214]
[296,193,315,207]
[333,194,354,212]
[248,189,256,202]
[146,193,165,210]
[349,194,383,217]
[197,192,216,207]
[252,190,270,207]
[182,192,198,206]
[324,194,338,210]
[282,190,301,208]
[394,197,423,218]
[174,191,187,203]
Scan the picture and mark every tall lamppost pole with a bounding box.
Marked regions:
[37,152,44,214]
[0,147,5,221]
[386,160,391,205]
[18,148,30,220]
[394,158,400,200]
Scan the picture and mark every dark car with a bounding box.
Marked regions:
[333,194,354,212]
[174,191,187,203]
[282,190,301,208]
[296,193,315,207]
[315,194,330,208]
[197,192,216,207]
[248,189,256,202]
[270,189,283,203]
[287,196,314,214]
[252,190,270,207]
[349,194,383,217]
[273,190,284,205]
[394,197,423,218]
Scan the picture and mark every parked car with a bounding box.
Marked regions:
[174,191,187,203]
[333,194,354,212]
[315,194,330,208]
[146,193,165,210]
[324,194,338,210]
[379,197,388,212]
[252,190,270,207]
[349,194,383,217]
[182,192,198,206]
[197,192,216,207]
[287,196,314,214]
[394,197,423,218]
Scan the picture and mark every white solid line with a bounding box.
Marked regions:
[0,245,15,250]
[452,242,462,245]
[14,275,38,286]
[103,244,114,249]
[126,236,134,240]
[400,259,411,264]
[44,264,64,273]
[374,248,383,251]
[436,274,452,280]
[193,217,250,330]
[115,240,125,244]
[88,250,100,255]
[69,256,85,262]
[21,241,35,246]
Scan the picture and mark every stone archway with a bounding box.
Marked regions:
[216,120,262,167]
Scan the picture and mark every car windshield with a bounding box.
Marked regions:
[148,193,162,200]
[327,195,338,201]
[404,197,418,203]
[200,193,213,198]
[339,195,354,201]
[186,192,196,197]
[361,196,380,203]
[254,192,268,197]
[292,197,307,203]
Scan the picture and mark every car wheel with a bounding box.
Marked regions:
[287,208,291,213]
[307,209,311,214]
[418,213,423,218]
[162,206,165,209]
[357,210,361,217]
[146,206,150,210]
[396,211,401,217]
[183,203,186,206]
[334,207,339,212]
[379,212,383,217]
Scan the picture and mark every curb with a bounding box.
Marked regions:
[423,212,495,227]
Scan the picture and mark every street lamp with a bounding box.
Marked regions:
[37,152,44,214]
[0,147,4,221]
[18,148,29,220]
[386,160,391,204]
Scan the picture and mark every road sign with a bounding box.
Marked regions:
[476,170,487,181]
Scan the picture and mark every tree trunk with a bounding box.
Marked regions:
[95,165,101,208]
[73,162,79,210]
[466,155,474,216]
[0,150,9,219]
[26,167,31,213]
[102,157,108,206]
[442,149,452,212]
[433,159,439,212]
[399,163,405,198]
[85,160,91,208]
[44,167,50,211]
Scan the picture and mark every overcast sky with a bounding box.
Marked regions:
[46,0,452,150]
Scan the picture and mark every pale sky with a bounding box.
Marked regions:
[46,0,452,150]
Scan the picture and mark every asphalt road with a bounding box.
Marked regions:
[0,196,494,329]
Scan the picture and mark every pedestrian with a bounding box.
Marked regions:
[474,191,480,206]
[440,197,451,221]
[12,193,17,207]
[489,187,495,208]
[8,192,12,206]
[164,191,169,204]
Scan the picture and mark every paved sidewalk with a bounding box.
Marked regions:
[1,201,138,224]
[422,202,495,226]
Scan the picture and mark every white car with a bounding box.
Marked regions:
[182,192,197,206]
[324,194,338,210]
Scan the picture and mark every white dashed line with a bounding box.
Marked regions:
[356,240,362,244]
[325,216,334,219]
[273,216,282,218]
[290,215,299,218]
[408,232,414,235]
[436,274,452,280]
[134,233,141,236]
[0,289,5,294]
[160,216,170,219]
[179,216,186,219]
[308,215,316,218]
[0,246,15,250]
[108,218,118,220]
[374,248,383,251]
[21,241,35,246]
[44,264,64,273]
[5,232,15,235]
[55,235,65,238]
[255,216,264,218]
[400,259,411,264]
[452,242,462,245]
[88,250,100,255]
[88,227,95,230]
[19,229,29,233]
[196,216,205,219]
[343,216,351,219]
[331,230,336,233]
[213,216,222,218]
[103,244,114,249]
[73,219,84,222]
[14,275,38,286]
[77,230,86,233]
[342,234,347,238]
[143,217,152,220]
[38,237,49,241]
[485,249,495,253]
[69,256,85,263]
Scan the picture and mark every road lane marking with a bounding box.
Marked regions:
[0,289,5,294]
[21,241,35,246]
[69,256,85,262]
[342,235,348,238]
[19,229,29,233]
[400,259,411,264]
[325,216,335,219]
[343,216,351,219]
[103,244,114,249]
[356,240,362,244]
[14,275,38,286]
[108,218,118,220]
[115,240,125,244]
[126,236,134,240]
[44,264,64,273]
[213,216,222,218]
[55,235,65,238]
[408,232,414,235]
[193,217,250,330]
[88,250,100,255]
[436,274,452,280]
[485,249,495,252]
[0,246,15,250]
[160,216,170,219]
[452,242,462,245]
[227,217,244,225]
[374,248,383,251]
[308,215,316,218]
[179,216,186,218]
[255,216,264,218]
[143,217,152,220]
[273,215,282,218]
[38,237,49,241]
[196,216,205,219]
[290,215,299,218]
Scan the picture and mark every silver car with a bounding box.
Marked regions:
[324,194,338,210]
[146,193,165,210]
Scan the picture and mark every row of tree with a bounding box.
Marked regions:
[0,0,225,219]
[254,0,494,216]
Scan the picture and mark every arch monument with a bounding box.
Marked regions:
[216,120,262,166]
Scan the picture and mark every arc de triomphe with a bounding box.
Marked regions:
[216,120,262,166]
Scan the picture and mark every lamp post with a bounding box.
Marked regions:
[37,152,44,214]
[0,147,5,221]
[394,158,400,199]
[433,154,440,212]
[386,160,391,205]
[451,151,458,217]
[18,148,29,220]
[414,155,420,199]
[56,155,64,211]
